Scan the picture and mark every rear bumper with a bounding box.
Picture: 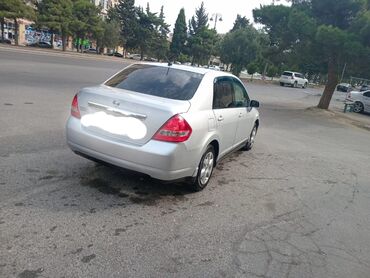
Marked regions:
[66,117,198,181]
[280,79,294,85]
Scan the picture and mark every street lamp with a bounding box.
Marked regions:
[210,13,223,30]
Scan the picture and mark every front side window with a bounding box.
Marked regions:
[213,78,234,109]
[105,64,204,100]
[232,79,250,107]
[363,91,370,97]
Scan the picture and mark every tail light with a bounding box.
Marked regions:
[71,94,81,119]
[153,115,192,143]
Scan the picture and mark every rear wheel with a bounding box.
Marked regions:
[280,82,284,86]
[244,124,258,151]
[353,101,364,113]
[191,145,215,191]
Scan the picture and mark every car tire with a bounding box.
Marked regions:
[191,145,215,192]
[280,82,284,86]
[303,82,308,89]
[243,124,258,151]
[353,101,364,113]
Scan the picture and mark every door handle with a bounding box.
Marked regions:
[217,115,224,122]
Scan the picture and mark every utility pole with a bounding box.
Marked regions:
[210,13,223,30]
[340,62,347,83]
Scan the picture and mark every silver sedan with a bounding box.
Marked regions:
[66,63,260,191]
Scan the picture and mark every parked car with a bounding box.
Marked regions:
[279,71,308,88]
[145,57,157,62]
[83,48,98,54]
[337,83,352,92]
[28,41,52,48]
[66,63,260,191]
[0,38,11,44]
[346,90,370,113]
[360,84,370,92]
[107,52,123,57]
[128,54,142,60]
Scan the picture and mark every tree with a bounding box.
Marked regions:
[116,0,138,51]
[151,6,170,61]
[70,0,101,52]
[37,0,73,50]
[254,1,369,109]
[189,1,208,35]
[170,8,187,61]
[0,0,35,45]
[230,14,250,32]
[220,25,260,76]
[188,2,217,65]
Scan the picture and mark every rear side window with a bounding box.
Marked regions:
[105,64,203,100]
[282,71,293,76]
[363,91,370,97]
[213,78,234,109]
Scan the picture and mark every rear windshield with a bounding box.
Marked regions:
[105,64,203,100]
[282,71,293,76]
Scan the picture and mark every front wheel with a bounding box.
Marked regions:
[303,82,308,89]
[353,101,364,113]
[191,145,215,191]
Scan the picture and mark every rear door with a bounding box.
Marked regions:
[232,78,255,145]
[212,77,239,156]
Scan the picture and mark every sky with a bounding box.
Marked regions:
[134,0,289,34]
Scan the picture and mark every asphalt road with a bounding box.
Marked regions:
[1,47,370,278]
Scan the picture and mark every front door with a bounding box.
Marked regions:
[232,78,255,145]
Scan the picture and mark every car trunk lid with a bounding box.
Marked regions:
[77,85,191,146]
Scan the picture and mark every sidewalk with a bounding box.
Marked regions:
[0,44,132,63]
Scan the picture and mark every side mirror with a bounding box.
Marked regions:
[250,100,260,108]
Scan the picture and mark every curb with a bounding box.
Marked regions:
[306,106,370,132]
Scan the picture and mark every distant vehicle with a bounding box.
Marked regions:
[66,63,260,191]
[0,38,11,44]
[337,83,352,92]
[107,52,123,58]
[83,48,98,54]
[279,71,308,88]
[128,54,142,60]
[209,65,221,71]
[346,90,370,113]
[360,84,370,92]
[28,41,52,48]
[145,57,157,62]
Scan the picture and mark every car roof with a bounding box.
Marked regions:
[141,62,235,78]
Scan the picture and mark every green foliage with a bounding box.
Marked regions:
[230,15,250,32]
[115,1,169,60]
[187,2,218,65]
[37,0,73,50]
[170,8,187,60]
[70,0,101,42]
[220,17,261,77]
[0,0,35,44]
[189,2,208,35]
[253,0,370,109]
